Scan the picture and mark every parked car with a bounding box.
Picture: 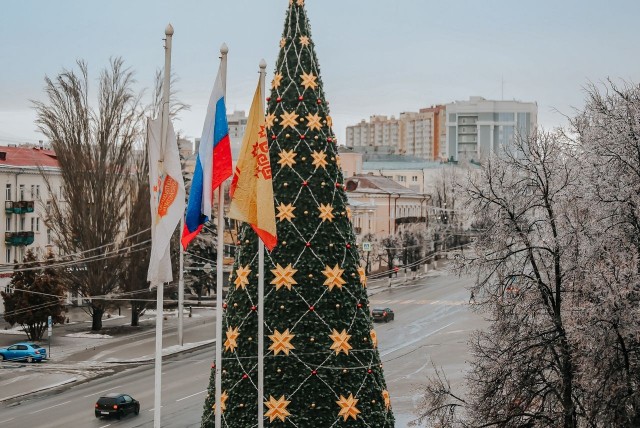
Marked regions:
[372,308,395,323]
[95,393,140,419]
[0,342,47,363]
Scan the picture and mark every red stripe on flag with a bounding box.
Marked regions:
[252,225,278,252]
[212,135,232,191]
[181,223,203,250]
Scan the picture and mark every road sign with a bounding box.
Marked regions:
[362,242,372,252]
[47,315,52,337]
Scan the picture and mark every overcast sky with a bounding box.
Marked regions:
[2,0,640,146]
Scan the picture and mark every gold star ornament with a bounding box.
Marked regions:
[269,329,295,356]
[272,73,283,89]
[234,265,251,290]
[358,266,367,288]
[278,149,297,168]
[311,151,328,170]
[280,38,287,48]
[213,390,228,414]
[330,328,352,355]
[337,394,360,421]
[271,263,298,291]
[318,203,335,222]
[277,203,296,222]
[224,326,239,352]
[299,35,310,46]
[265,113,276,129]
[280,111,299,129]
[297,0,305,5]
[382,390,391,410]
[370,329,378,348]
[300,72,318,90]
[265,395,291,422]
[306,113,322,131]
[322,264,345,291]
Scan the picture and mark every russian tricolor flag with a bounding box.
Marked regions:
[181,64,232,249]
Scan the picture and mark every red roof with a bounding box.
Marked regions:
[0,146,59,168]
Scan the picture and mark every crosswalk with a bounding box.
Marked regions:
[368,298,466,306]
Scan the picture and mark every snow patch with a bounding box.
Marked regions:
[65,332,113,339]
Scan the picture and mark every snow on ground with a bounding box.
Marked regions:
[0,326,28,336]
[65,332,113,339]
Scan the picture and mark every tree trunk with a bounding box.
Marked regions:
[131,307,140,327]
[91,306,104,331]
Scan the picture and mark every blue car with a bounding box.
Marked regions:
[0,342,47,363]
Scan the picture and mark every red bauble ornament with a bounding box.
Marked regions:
[223,303,228,309]
[271,135,277,140]
[367,369,373,374]
[335,182,341,188]
[300,135,306,140]
[266,97,271,102]
[327,137,333,143]
[357,303,363,309]
[309,306,315,311]
[251,305,257,311]
[302,181,308,186]
[242,374,248,379]
[276,97,282,103]
[298,96,304,101]
[316,99,322,104]
[311,370,317,375]
[346,244,351,249]
[306,242,311,248]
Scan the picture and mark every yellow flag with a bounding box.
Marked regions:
[229,80,277,251]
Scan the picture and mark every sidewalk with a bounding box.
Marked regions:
[0,263,448,403]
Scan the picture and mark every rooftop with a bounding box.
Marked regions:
[0,146,59,169]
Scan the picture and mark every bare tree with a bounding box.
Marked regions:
[34,59,144,331]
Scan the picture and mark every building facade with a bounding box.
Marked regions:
[445,96,537,162]
[0,145,62,314]
[345,106,446,161]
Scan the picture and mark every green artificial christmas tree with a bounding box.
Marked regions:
[202,1,394,426]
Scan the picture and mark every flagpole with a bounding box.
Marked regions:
[257,58,267,428]
[153,23,173,428]
[214,42,229,428]
[178,216,184,347]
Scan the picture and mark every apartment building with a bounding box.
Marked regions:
[0,145,62,314]
[445,96,537,162]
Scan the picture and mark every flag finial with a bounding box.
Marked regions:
[165,24,174,36]
[259,59,267,71]
[220,43,229,55]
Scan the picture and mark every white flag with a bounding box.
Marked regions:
[147,116,185,284]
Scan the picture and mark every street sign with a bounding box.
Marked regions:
[47,315,52,337]
[362,242,372,252]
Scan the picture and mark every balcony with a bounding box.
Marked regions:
[5,201,35,215]
[395,216,427,226]
[5,231,35,246]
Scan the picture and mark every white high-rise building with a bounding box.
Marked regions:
[445,96,537,162]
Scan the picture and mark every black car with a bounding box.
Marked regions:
[372,307,395,322]
[95,393,140,419]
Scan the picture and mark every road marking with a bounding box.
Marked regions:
[99,424,111,428]
[176,390,206,402]
[83,385,123,398]
[381,322,455,357]
[148,406,163,412]
[30,400,72,414]
[0,418,15,424]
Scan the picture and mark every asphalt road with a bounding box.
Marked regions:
[0,271,480,427]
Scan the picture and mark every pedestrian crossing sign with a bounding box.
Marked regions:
[362,242,372,252]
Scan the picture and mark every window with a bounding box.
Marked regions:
[19,185,24,201]
[47,229,52,245]
[397,176,405,182]
[36,185,40,199]
[6,248,10,263]
[20,217,25,231]
[5,184,11,201]
[31,217,34,231]
[412,176,418,182]
[5,218,10,231]
[30,185,35,199]
[36,218,40,232]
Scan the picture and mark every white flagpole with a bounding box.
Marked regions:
[154,23,173,428]
[178,216,184,347]
[215,42,229,428]
[257,58,267,428]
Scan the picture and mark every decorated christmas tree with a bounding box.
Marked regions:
[202,1,394,426]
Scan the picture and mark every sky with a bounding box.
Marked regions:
[2,0,640,146]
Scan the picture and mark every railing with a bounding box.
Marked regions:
[5,231,35,246]
[4,200,35,215]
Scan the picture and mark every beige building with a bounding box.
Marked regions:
[0,145,63,314]
[345,105,446,161]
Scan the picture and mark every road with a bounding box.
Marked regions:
[0,271,480,427]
